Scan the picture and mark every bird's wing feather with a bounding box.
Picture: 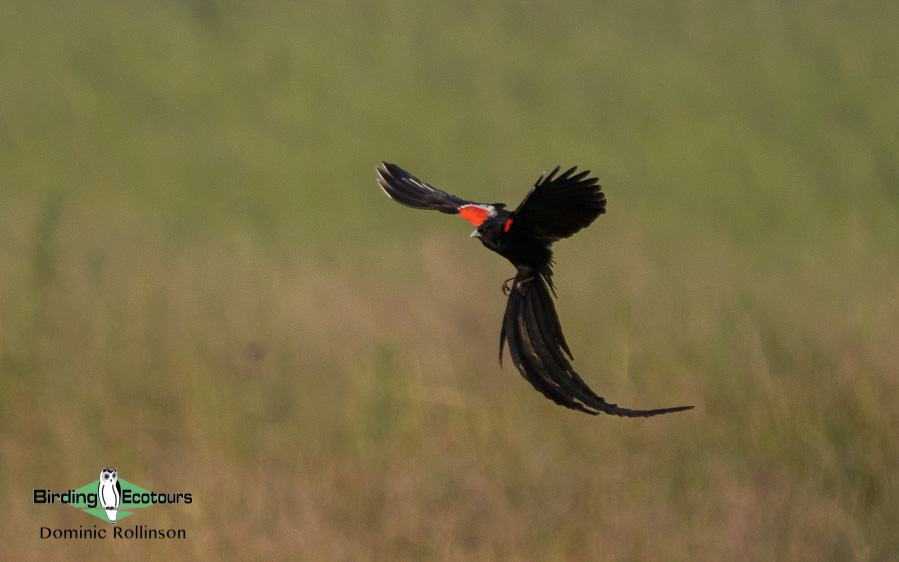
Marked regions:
[500,268,693,417]
[509,166,606,241]
[377,162,482,214]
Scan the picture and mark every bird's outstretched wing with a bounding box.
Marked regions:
[500,267,693,417]
[508,166,606,241]
[376,162,489,213]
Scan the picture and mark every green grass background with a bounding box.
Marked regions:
[2,0,898,559]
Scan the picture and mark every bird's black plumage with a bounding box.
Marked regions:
[377,162,693,417]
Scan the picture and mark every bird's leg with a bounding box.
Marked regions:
[502,276,535,295]
[515,276,534,294]
[501,276,516,296]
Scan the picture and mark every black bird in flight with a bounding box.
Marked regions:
[377,162,693,418]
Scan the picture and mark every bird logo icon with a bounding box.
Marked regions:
[98,468,122,525]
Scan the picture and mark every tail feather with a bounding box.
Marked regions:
[500,267,693,418]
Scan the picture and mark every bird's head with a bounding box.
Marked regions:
[460,204,513,251]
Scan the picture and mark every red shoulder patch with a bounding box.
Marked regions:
[503,218,513,232]
[459,205,490,226]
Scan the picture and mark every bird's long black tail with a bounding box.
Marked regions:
[499,268,693,418]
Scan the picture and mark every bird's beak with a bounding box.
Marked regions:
[470,228,481,238]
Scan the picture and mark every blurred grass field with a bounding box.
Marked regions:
[2,0,898,559]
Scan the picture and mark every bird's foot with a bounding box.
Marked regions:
[501,277,516,296]
[502,276,534,295]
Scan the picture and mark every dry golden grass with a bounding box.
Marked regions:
[2,189,897,560]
